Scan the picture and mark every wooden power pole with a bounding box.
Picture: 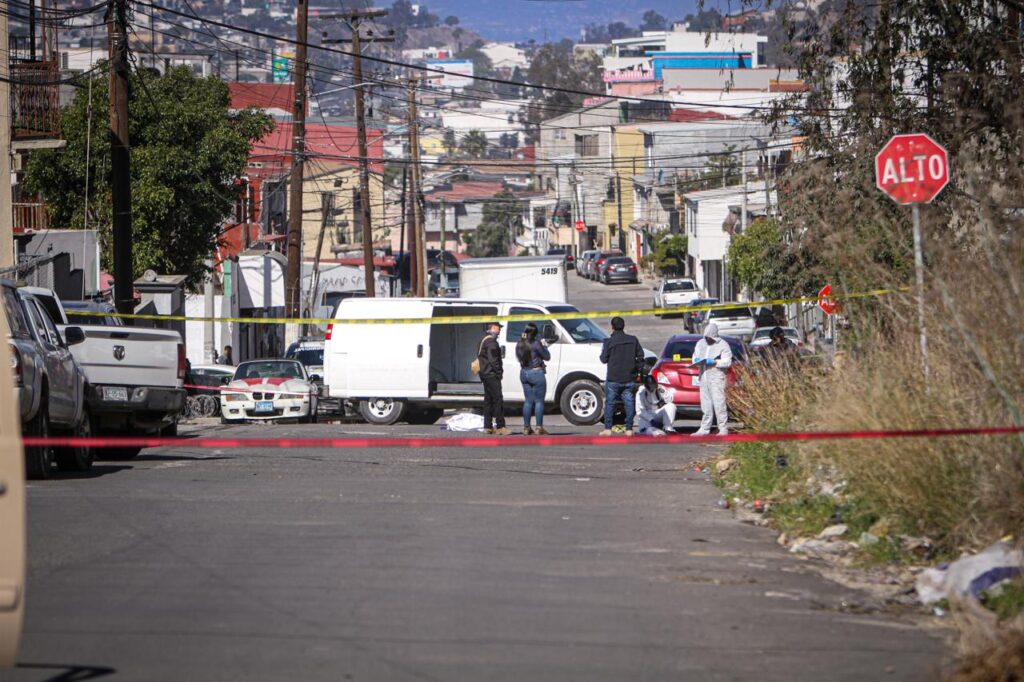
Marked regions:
[407,75,426,296]
[108,0,134,315]
[285,0,309,320]
[323,9,392,297]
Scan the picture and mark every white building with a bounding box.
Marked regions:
[480,42,529,71]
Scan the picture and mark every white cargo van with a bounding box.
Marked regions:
[324,297,654,426]
[458,256,567,303]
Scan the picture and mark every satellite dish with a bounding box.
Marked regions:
[142,269,159,283]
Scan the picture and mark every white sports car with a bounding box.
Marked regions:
[220,360,319,423]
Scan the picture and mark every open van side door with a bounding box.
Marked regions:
[0,307,25,667]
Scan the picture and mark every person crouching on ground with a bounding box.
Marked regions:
[636,374,677,436]
[516,322,551,435]
[478,321,509,435]
[599,316,644,437]
[691,322,732,437]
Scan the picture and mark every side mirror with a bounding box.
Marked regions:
[63,326,86,346]
[542,323,558,343]
[309,374,322,383]
[220,376,230,385]
[644,356,657,370]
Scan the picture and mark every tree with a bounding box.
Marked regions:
[455,44,494,79]
[459,129,489,159]
[442,129,457,157]
[465,189,521,257]
[498,132,519,149]
[24,66,273,285]
[681,8,722,31]
[725,219,787,298]
[647,230,688,276]
[522,40,604,138]
[641,10,667,31]
[444,15,459,26]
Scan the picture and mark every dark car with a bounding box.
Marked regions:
[428,270,460,297]
[599,256,639,284]
[683,298,720,333]
[591,250,623,280]
[546,247,575,270]
[649,334,748,417]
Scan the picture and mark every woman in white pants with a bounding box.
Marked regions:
[691,322,732,436]
[636,375,677,435]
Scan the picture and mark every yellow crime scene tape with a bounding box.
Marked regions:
[68,287,908,326]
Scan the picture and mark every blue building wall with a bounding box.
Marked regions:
[647,52,753,80]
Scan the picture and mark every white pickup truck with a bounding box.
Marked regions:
[24,288,186,454]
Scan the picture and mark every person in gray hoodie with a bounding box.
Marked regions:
[691,322,733,436]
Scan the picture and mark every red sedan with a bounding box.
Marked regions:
[649,334,748,417]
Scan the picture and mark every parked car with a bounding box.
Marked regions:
[577,250,598,278]
[683,298,720,333]
[590,250,623,280]
[706,305,757,341]
[24,288,187,457]
[749,326,804,349]
[652,278,702,317]
[324,297,657,426]
[428,270,460,297]
[546,247,575,270]
[187,364,234,396]
[3,281,91,478]
[600,256,639,284]
[220,359,319,424]
[649,334,748,418]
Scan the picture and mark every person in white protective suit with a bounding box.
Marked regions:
[635,374,677,435]
[691,322,733,436]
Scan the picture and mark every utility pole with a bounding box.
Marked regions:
[323,9,392,297]
[0,2,13,270]
[407,75,426,296]
[108,0,134,315]
[306,193,330,334]
[284,0,309,328]
[439,198,446,291]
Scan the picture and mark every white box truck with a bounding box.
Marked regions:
[458,256,567,303]
[323,297,656,426]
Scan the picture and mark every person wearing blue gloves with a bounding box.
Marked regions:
[690,322,733,436]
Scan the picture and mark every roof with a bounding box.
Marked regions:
[424,181,507,203]
[228,83,296,112]
[668,108,736,122]
[249,122,385,173]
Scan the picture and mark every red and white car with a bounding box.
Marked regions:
[648,334,748,418]
[220,359,319,423]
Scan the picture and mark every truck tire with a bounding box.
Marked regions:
[24,399,53,480]
[406,406,444,425]
[560,379,604,426]
[358,398,407,425]
[55,409,94,473]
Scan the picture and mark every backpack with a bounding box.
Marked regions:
[470,335,488,375]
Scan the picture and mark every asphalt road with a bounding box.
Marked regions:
[8,276,946,681]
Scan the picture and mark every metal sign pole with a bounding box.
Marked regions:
[912,204,930,392]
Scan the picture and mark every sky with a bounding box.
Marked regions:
[418,0,705,42]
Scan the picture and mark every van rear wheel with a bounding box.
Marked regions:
[560,379,604,426]
[358,398,407,425]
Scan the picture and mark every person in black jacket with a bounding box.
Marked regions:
[478,322,509,435]
[599,316,644,436]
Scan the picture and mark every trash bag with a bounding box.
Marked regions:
[916,540,1024,605]
[443,412,486,432]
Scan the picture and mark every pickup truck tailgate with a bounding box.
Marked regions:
[66,326,183,388]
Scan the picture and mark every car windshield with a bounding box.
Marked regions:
[234,361,304,381]
[548,305,608,343]
[663,280,696,292]
[708,306,754,319]
[286,348,324,366]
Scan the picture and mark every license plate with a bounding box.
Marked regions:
[102,386,128,401]
[692,375,701,387]
[255,400,274,413]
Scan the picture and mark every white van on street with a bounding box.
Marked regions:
[323,297,655,426]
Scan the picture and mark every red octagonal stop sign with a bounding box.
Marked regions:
[875,133,950,205]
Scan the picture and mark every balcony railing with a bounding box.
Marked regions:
[10,59,61,139]
[13,202,49,233]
